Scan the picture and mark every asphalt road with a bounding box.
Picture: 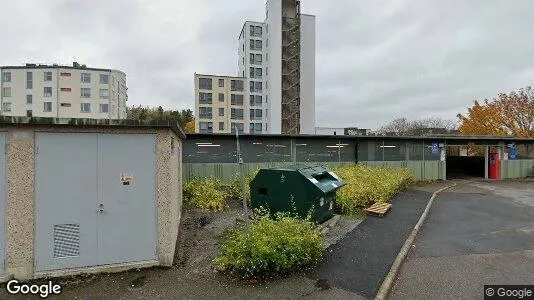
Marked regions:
[390,180,534,300]
[306,188,433,299]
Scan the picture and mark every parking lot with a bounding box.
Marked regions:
[391,180,534,300]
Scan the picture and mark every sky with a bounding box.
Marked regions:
[1,0,534,130]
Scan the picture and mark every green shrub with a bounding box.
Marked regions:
[332,164,415,214]
[213,210,324,278]
[183,177,229,212]
[229,169,260,203]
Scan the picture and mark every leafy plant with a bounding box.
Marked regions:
[213,209,324,278]
[332,164,415,214]
[229,169,260,203]
[183,177,229,212]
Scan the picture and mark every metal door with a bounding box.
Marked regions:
[35,133,99,271]
[97,134,157,265]
[0,133,6,273]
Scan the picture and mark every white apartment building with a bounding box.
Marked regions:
[0,62,127,119]
[194,73,254,134]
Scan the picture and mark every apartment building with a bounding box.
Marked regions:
[194,73,255,134]
[0,62,127,119]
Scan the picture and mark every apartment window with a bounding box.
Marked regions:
[26,95,32,104]
[60,72,71,77]
[266,81,268,89]
[265,109,268,118]
[218,93,224,102]
[218,79,224,87]
[2,72,11,82]
[100,74,109,84]
[255,54,262,64]
[199,107,212,119]
[249,123,262,133]
[198,92,213,104]
[60,103,71,107]
[249,39,255,50]
[266,38,268,48]
[250,53,255,64]
[266,67,268,76]
[100,104,109,113]
[81,73,91,83]
[44,71,53,82]
[2,102,11,112]
[256,82,262,91]
[231,108,244,120]
[249,81,254,93]
[266,53,268,62]
[43,87,52,97]
[80,103,91,113]
[231,122,244,134]
[251,81,262,93]
[254,26,262,37]
[60,88,72,92]
[198,78,212,90]
[255,68,262,78]
[219,122,225,131]
[255,40,262,50]
[43,102,52,112]
[2,87,11,97]
[250,67,255,78]
[99,89,110,99]
[249,25,255,37]
[230,80,244,91]
[219,108,225,116]
[199,122,213,133]
[250,95,262,106]
[250,109,263,120]
[231,94,244,105]
[26,110,32,117]
[26,72,33,89]
[81,88,91,98]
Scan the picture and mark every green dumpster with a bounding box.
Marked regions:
[249,165,346,224]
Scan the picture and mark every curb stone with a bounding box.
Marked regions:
[374,183,458,300]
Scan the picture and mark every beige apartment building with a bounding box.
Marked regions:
[0,62,127,119]
[194,73,263,134]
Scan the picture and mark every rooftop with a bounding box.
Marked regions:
[0,62,125,75]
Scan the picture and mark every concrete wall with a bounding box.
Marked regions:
[0,125,182,281]
[299,14,316,134]
[266,0,283,134]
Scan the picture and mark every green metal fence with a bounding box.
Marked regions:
[501,159,534,179]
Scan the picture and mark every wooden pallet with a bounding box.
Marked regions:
[364,203,392,217]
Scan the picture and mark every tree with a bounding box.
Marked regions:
[126,105,194,131]
[457,86,534,137]
[184,119,195,133]
[377,117,458,136]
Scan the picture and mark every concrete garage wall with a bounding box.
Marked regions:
[183,160,445,184]
[501,159,534,179]
[0,118,183,281]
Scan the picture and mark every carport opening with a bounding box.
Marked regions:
[446,146,486,179]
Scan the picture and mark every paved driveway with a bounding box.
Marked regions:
[390,180,534,300]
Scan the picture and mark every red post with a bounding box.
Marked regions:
[489,153,500,179]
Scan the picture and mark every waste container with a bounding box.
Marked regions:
[249,165,346,224]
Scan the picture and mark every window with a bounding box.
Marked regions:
[2,87,11,97]
[250,53,255,64]
[231,108,244,120]
[219,122,225,131]
[255,54,262,64]
[26,72,33,89]
[43,87,52,97]
[100,104,109,113]
[2,72,11,82]
[266,67,268,76]
[199,122,213,133]
[218,93,224,102]
[44,71,53,82]
[250,81,262,93]
[199,92,213,104]
[231,80,244,91]
[60,88,72,92]
[199,107,212,119]
[60,72,71,77]
[255,68,262,78]
[218,79,224,87]
[231,94,244,105]
[249,25,255,37]
[60,103,71,107]
[81,88,91,98]
[250,109,263,120]
[100,74,109,84]
[266,53,268,61]
[250,95,262,106]
[26,110,32,117]
[231,122,244,134]
[249,123,262,133]
[2,102,11,112]
[81,73,91,83]
[26,95,32,104]
[198,78,212,90]
[254,26,262,37]
[266,38,268,48]
[255,82,262,91]
[250,67,255,78]
[43,102,52,112]
[250,39,255,50]
[219,108,225,116]
[99,89,110,99]
[255,40,262,50]
[80,103,91,113]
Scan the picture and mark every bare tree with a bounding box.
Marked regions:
[377,117,458,136]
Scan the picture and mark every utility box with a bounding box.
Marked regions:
[250,165,346,224]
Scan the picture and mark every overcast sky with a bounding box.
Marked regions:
[1,0,533,130]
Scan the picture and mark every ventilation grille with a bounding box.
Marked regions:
[53,224,80,258]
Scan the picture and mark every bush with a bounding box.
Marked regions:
[213,210,324,278]
[332,164,415,214]
[229,169,260,203]
[183,177,229,212]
